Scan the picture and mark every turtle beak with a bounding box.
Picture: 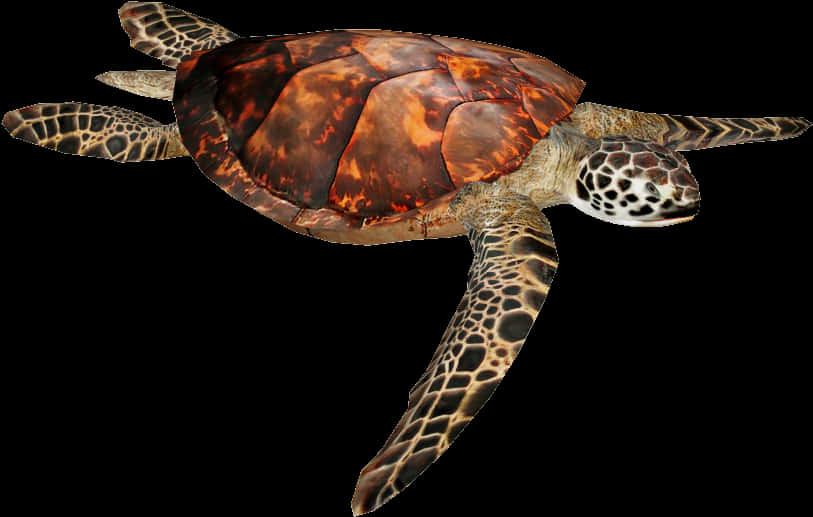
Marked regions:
[645,203,700,226]
[652,214,696,226]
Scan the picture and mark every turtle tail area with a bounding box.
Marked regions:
[570,102,811,151]
[3,103,188,161]
[96,70,176,101]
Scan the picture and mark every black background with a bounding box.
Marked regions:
[3,1,809,515]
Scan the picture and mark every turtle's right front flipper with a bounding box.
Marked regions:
[2,103,188,161]
[352,182,558,515]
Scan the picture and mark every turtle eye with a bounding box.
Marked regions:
[645,182,660,197]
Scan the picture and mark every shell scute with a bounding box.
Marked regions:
[444,54,526,102]
[520,85,574,136]
[284,31,358,67]
[215,51,297,151]
[352,35,449,78]
[345,29,428,38]
[329,69,462,216]
[241,53,383,208]
[199,38,289,75]
[430,36,535,63]
[512,57,583,106]
[442,100,542,187]
[295,206,363,230]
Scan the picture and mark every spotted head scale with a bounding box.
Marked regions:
[570,136,700,226]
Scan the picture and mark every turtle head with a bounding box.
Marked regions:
[569,137,700,227]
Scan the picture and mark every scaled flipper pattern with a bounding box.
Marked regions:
[118,2,239,69]
[2,103,188,161]
[352,182,559,514]
[570,102,811,151]
[658,113,811,151]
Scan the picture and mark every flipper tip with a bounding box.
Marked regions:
[2,109,23,134]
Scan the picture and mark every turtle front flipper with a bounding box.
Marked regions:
[118,2,239,69]
[652,113,811,151]
[570,102,811,150]
[352,183,558,515]
[3,103,188,161]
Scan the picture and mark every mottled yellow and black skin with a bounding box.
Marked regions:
[570,102,810,151]
[2,103,187,161]
[118,1,239,69]
[96,70,177,101]
[173,30,585,236]
[573,136,700,225]
[353,183,558,514]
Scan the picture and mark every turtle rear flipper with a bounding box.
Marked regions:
[2,103,188,161]
[352,183,558,514]
[96,70,176,101]
[119,2,239,69]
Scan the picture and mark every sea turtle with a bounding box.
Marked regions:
[3,2,809,514]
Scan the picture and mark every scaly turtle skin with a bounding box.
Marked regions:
[3,3,810,514]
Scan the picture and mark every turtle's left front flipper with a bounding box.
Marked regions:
[570,102,811,150]
[352,182,558,515]
[3,103,188,161]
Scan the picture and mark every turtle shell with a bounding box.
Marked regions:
[173,30,584,233]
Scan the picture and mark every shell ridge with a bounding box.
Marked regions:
[508,56,582,84]
[327,67,456,214]
[329,68,462,216]
[437,54,466,98]
[442,99,542,187]
[286,48,363,70]
[227,72,292,160]
[236,50,384,209]
[426,37,458,55]
[508,56,586,107]
[321,60,383,211]
[439,98,474,189]
[209,40,292,76]
[321,38,389,210]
